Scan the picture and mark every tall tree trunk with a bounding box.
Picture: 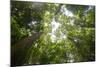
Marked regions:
[11,32,42,66]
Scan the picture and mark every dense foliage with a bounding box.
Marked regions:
[11,1,95,65]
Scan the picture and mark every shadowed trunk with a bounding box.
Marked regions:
[11,32,42,66]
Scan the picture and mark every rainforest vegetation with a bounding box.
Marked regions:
[11,1,95,66]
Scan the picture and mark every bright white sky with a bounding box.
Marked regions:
[50,6,74,42]
[51,18,60,42]
[60,5,74,17]
[51,18,60,33]
[50,18,67,42]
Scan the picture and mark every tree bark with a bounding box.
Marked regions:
[11,32,42,66]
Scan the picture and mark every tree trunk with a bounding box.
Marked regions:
[11,32,42,66]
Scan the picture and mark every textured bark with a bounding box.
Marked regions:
[11,32,42,66]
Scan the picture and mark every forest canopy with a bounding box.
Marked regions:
[11,1,95,66]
